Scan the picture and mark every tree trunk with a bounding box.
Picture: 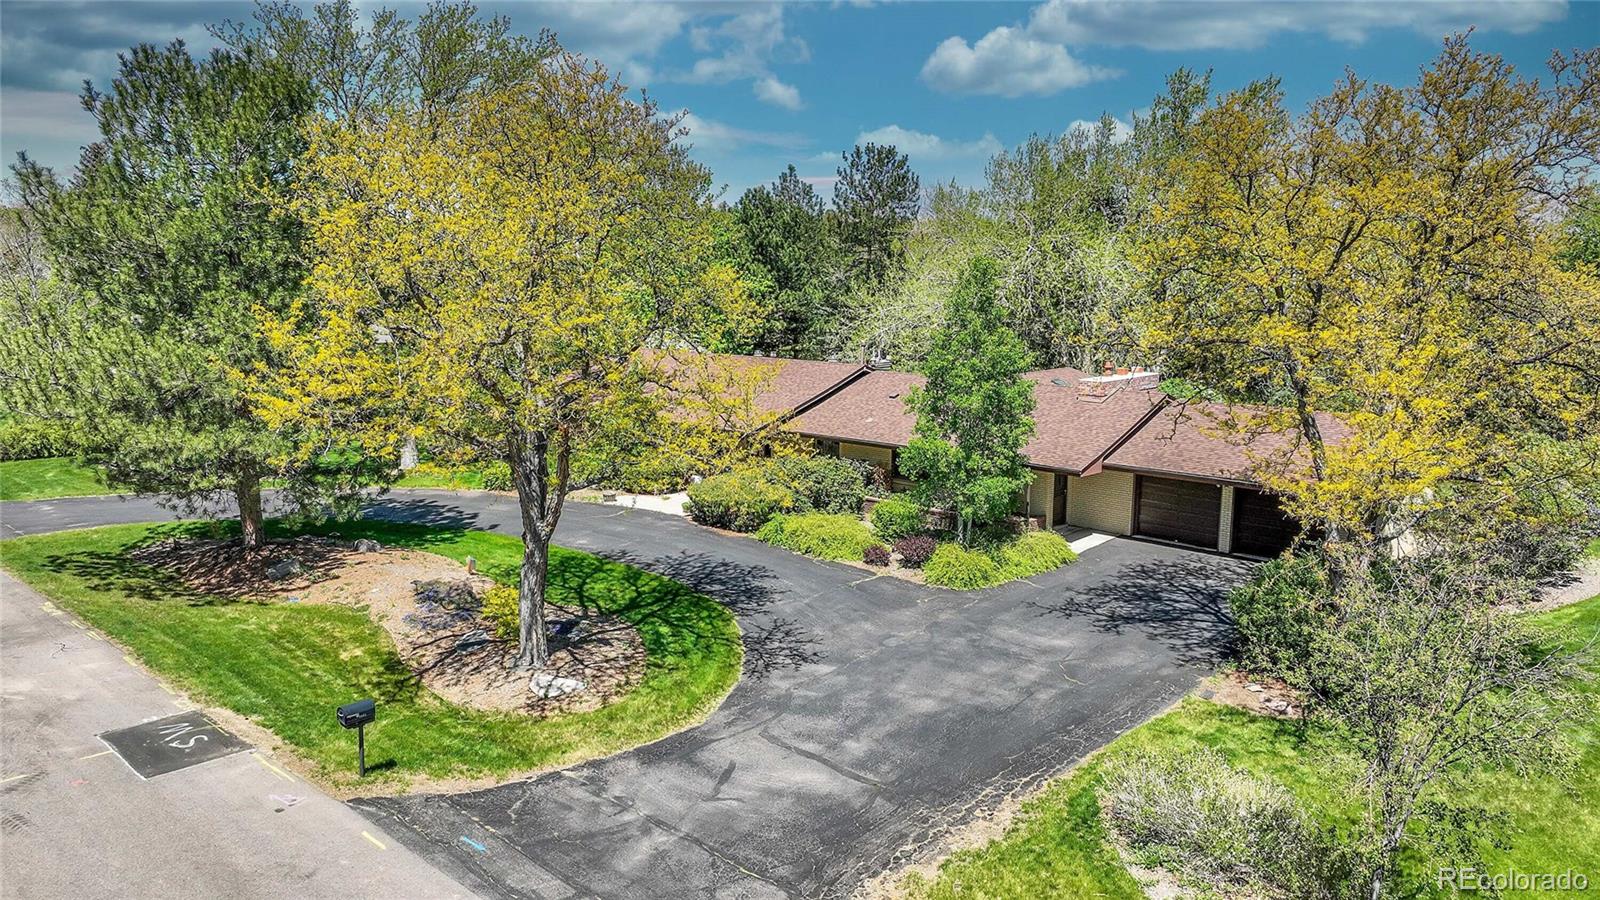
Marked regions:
[236,474,264,549]
[515,534,551,669]
[507,430,561,670]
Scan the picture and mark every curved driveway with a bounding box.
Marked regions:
[0,490,1248,899]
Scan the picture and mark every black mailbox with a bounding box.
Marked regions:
[337,698,375,729]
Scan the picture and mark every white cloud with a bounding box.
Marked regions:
[921,26,1119,97]
[676,111,808,153]
[921,0,1568,98]
[753,76,804,110]
[1028,0,1568,50]
[856,125,1004,161]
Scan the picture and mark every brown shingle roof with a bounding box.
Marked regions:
[1105,401,1349,484]
[785,367,1165,474]
[647,351,868,417]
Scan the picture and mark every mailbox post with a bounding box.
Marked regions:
[337,699,376,777]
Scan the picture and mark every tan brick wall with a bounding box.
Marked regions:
[1026,468,1054,522]
[1067,471,1136,535]
[838,442,893,470]
[1217,485,1236,553]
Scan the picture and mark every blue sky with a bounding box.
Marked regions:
[2,1,1593,200]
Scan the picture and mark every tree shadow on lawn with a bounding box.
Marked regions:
[1028,555,1254,668]
[41,522,263,607]
[577,548,826,679]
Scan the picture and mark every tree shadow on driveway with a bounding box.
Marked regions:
[1028,554,1254,667]
[361,496,496,531]
[593,548,826,679]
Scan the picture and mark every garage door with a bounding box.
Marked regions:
[1232,488,1300,557]
[1136,476,1221,548]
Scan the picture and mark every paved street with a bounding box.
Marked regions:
[1,490,1250,899]
[0,569,468,900]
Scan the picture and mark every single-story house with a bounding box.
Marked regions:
[772,361,1321,558]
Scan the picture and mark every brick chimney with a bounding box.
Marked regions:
[1077,367,1161,401]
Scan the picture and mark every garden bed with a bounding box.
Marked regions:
[130,535,646,716]
[0,519,741,794]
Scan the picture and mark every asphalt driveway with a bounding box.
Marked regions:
[0,490,1249,899]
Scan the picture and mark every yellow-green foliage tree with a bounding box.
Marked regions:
[260,52,760,668]
[1136,37,1600,555]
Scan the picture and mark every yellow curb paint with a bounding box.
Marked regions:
[158,684,175,695]
[361,831,387,850]
[76,750,115,761]
[1,773,38,784]
[70,621,86,630]
[123,655,137,665]
[253,755,294,783]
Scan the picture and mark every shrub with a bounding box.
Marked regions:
[756,513,883,561]
[997,531,1077,576]
[1099,747,1348,898]
[1230,553,1333,679]
[894,534,937,568]
[0,416,68,461]
[863,544,891,566]
[480,460,514,492]
[923,531,1076,588]
[924,542,1002,589]
[686,471,796,531]
[767,455,867,515]
[482,585,519,640]
[870,498,924,541]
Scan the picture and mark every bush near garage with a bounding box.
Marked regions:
[686,471,797,532]
[1229,553,1334,680]
[893,534,937,568]
[755,513,886,562]
[870,497,925,541]
[863,544,891,566]
[923,531,1077,589]
[924,542,1002,589]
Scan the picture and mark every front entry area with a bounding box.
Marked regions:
[1134,475,1221,549]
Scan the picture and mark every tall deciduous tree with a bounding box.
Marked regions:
[6,43,316,546]
[898,257,1035,545]
[215,0,553,126]
[732,165,838,354]
[1134,37,1600,556]
[833,142,920,288]
[1293,552,1584,899]
[262,53,758,668]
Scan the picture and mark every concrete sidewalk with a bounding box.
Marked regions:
[0,570,471,900]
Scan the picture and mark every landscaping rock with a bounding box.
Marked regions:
[530,673,586,699]
[265,559,304,581]
[1245,683,1265,693]
[353,538,382,553]
[455,629,492,651]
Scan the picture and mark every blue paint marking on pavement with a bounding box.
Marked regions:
[459,836,488,854]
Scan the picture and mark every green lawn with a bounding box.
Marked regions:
[0,457,116,501]
[393,465,489,490]
[903,595,1600,899]
[0,519,742,791]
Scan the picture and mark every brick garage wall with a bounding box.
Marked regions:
[1067,471,1135,535]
